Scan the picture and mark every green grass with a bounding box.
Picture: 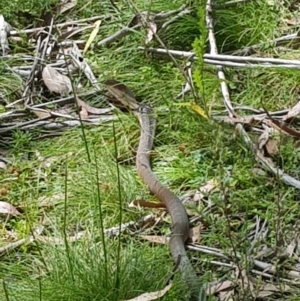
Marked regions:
[1,0,300,300]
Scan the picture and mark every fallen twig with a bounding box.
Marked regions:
[139,47,300,69]
[8,15,111,37]
[236,124,300,189]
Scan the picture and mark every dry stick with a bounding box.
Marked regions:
[161,8,192,30]
[214,0,256,7]
[7,58,67,78]
[225,31,300,55]
[232,106,288,115]
[214,113,286,126]
[58,40,85,47]
[8,15,111,36]
[0,111,27,120]
[205,0,256,295]
[0,15,10,56]
[203,4,300,288]
[237,124,300,189]
[98,5,186,47]
[203,0,300,288]
[40,18,54,64]
[0,115,115,133]
[6,90,95,110]
[138,47,300,68]
[204,259,296,284]
[188,244,300,280]
[2,214,157,254]
[32,90,101,108]
[22,19,55,109]
[0,90,113,134]
[68,43,115,113]
[154,4,189,20]
[97,24,142,47]
[22,35,42,103]
[24,21,54,118]
[128,1,197,101]
[61,25,95,41]
[205,0,235,117]
[204,1,300,190]
[247,217,269,258]
[0,116,54,133]
[69,43,101,90]
[202,60,300,70]
[0,238,32,256]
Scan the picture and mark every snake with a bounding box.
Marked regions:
[104,80,205,300]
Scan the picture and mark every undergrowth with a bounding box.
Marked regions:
[0,0,300,300]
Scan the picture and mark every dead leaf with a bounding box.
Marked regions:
[139,235,169,245]
[178,143,188,153]
[283,100,300,121]
[283,17,300,26]
[42,65,72,94]
[199,179,218,193]
[129,200,166,209]
[190,102,208,119]
[186,208,197,217]
[84,20,101,54]
[76,96,113,115]
[256,283,279,297]
[189,224,202,243]
[36,150,74,169]
[0,201,21,216]
[219,289,234,301]
[38,193,69,208]
[59,0,77,14]
[193,192,203,202]
[123,282,172,301]
[258,129,270,150]
[0,161,6,170]
[286,239,297,257]
[0,187,8,196]
[128,12,155,27]
[79,106,88,119]
[35,232,85,244]
[249,274,291,296]
[252,167,267,176]
[194,179,218,202]
[207,280,234,295]
[99,182,113,191]
[237,269,255,296]
[145,22,157,44]
[265,139,279,156]
[31,108,52,119]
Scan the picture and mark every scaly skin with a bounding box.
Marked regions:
[136,104,205,301]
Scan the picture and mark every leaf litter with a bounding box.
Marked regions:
[0,201,21,216]
[2,1,300,301]
[123,282,172,301]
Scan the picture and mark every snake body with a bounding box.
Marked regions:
[136,104,204,300]
[104,79,203,299]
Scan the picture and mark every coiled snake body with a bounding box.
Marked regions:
[136,104,204,300]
